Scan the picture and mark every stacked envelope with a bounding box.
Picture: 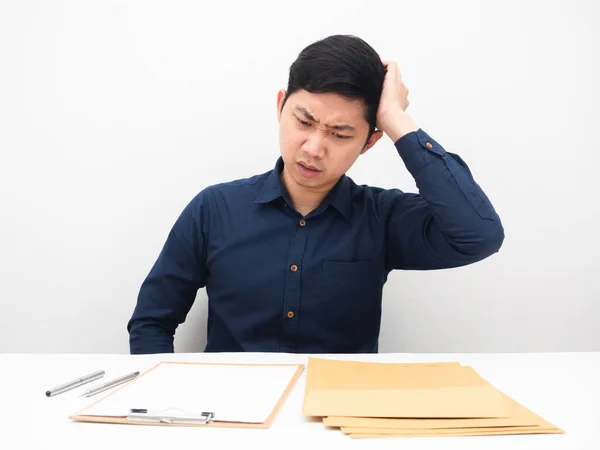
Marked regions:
[302,358,564,438]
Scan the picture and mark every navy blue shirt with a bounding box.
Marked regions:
[128,129,504,354]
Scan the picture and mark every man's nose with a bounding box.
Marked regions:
[302,134,326,159]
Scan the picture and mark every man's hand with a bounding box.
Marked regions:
[376,60,419,142]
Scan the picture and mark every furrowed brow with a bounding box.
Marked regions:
[294,106,355,132]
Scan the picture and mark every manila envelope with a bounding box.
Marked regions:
[343,426,563,436]
[303,358,510,419]
[348,427,565,438]
[323,390,554,429]
[330,391,564,438]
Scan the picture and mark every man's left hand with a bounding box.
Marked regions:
[376,60,418,142]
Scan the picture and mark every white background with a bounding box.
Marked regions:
[1,0,598,354]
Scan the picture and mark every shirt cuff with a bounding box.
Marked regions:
[394,128,447,175]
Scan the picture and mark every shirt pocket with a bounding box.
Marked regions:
[317,260,382,334]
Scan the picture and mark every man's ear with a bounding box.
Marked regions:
[360,130,384,154]
[276,89,287,122]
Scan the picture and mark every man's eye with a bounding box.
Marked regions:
[334,133,351,140]
[297,118,311,126]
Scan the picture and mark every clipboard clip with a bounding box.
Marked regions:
[128,408,215,424]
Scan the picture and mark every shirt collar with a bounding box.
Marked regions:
[253,157,288,205]
[254,157,352,221]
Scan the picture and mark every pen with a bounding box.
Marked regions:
[45,370,105,397]
[80,371,140,397]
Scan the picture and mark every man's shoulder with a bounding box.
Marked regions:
[211,169,271,190]
[345,176,417,216]
[346,176,403,200]
[193,167,273,202]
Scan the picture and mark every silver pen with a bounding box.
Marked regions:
[45,370,105,397]
[80,371,140,398]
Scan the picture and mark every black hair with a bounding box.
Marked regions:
[281,34,385,137]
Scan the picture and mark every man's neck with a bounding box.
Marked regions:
[280,169,334,217]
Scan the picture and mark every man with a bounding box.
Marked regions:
[127,35,504,354]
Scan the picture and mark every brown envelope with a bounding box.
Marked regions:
[342,425,562,435]
[303,358,509,418]
[348,428,565,438]
[323,391,553,429]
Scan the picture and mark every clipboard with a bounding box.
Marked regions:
[70,361,304,428]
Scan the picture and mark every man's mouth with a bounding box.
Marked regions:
[297,161,322,178]
[298,162,320,171]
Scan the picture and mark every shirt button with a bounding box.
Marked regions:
[290,264,298,272]
[299,220,306,227]
[425,142,433,149]
[287,311,295,319]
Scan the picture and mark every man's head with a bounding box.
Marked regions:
[277,35,386,194]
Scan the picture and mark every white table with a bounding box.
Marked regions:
[2,352,599,449]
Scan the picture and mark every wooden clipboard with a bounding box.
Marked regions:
[70,361,304,428]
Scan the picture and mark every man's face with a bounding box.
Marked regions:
[276,89,381,193]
